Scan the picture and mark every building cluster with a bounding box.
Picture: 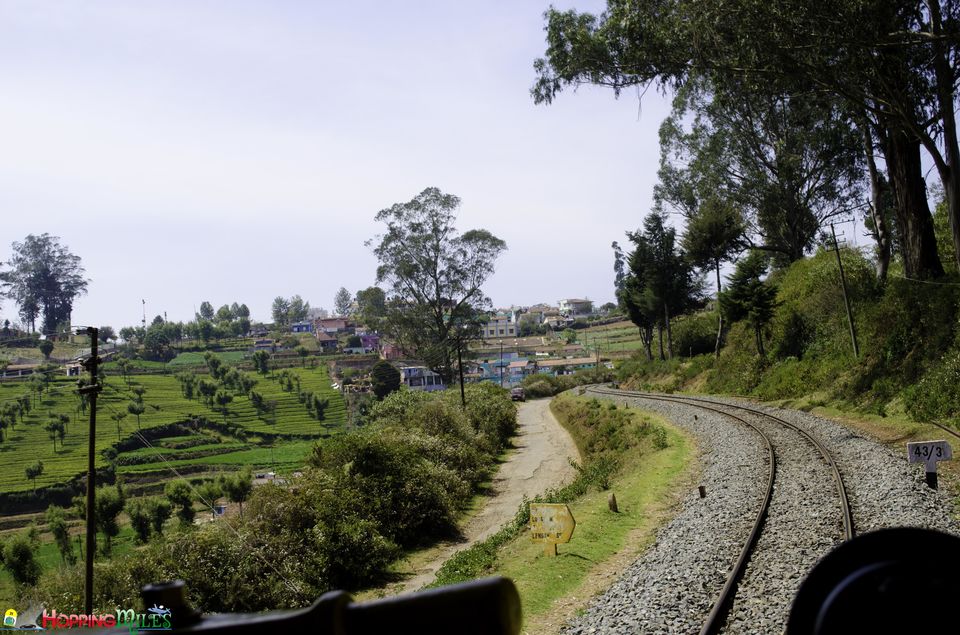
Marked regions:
[239,298,606,394]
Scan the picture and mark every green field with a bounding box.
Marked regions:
[0,364,345,496]
[167,351,247,367]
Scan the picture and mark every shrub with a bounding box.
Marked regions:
[672,312,718,357]
[903,348,960,425]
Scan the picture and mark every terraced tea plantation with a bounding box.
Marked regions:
[0,363,345,495]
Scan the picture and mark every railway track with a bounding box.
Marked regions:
[583,387,853,634]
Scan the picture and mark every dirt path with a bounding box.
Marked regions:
[386,398,580,595]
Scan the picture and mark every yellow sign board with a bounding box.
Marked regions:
[529,503,576,555]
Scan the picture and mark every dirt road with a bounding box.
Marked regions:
[388,398,580,594]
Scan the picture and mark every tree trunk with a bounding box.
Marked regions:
[861,120,890,282]
[714,259,723,357]
[657,325,665,361]
[883,126,944,279]
[664,303,673,359]
[639,327,652,361]
[926,0,960,275]
[755,325,765,357]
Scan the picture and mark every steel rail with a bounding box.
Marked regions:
[585,386,855,634]
[584,386,776,635]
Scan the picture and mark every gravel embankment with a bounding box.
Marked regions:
[563,390,960,635]
[564,393,768,634]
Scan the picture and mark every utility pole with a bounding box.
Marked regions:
[141,299,146,330]
[457,340,466,409]
[829,224,860,358]
[499,340,504,387]
[78,327,102,615]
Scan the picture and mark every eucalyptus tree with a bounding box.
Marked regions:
[367,187,507,383]
[532,0,957,278]
[657,82,860,266]
[0,234,88,333]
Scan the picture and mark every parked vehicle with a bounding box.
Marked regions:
[510,387,525,402]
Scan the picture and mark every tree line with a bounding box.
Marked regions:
[534,0,960,356]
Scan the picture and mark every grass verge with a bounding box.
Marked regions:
[428,394,694,631]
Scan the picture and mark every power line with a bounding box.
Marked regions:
[99,401,305,599]
[889,273,960,287]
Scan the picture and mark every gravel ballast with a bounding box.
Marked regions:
[563,390,960,635]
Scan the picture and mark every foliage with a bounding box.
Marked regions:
[165,480,195,525]
[126,499,153,544]
[219,467,253,518]
[659,81,861,265]
[620,211,703,359]
[520,367,615,398]
[367,187,507,383]
[671,312,719,357]
[720,251,778,356]
[0,233,88,333]
[94,483,126,554]
[370,360,401,399]
[531,0,958,278]
[2,530,41,587]
[431,396,671,588]
[38,339,55,359]
[334,287,352,317]
[45,506,75,564]
[355,286,386,330]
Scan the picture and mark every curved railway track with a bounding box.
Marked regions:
[584,386,854,634]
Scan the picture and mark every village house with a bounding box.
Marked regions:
[535,356,597,375]
[380,341,404,360]
[314,317,348,334]
[315,331,338,352]
[291,321,313,333]
[359,333,380,353]
[483,314,517,339]
[558,298,594,317]
[399,366,446,392]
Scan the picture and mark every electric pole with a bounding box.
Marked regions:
[78,327,102,614]
[829,224,860,358]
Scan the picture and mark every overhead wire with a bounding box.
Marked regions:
[97,399,306,599]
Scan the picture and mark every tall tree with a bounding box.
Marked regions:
[288,295,309,323]
[531,0,953,278]
[627,211,703,359]
[0,234,89,333]
[94,483,126,554]
[198,301,215,321]
[355,286,387,330]
[219,467,253,519]
[370,360,402,399]
[334,287,353,317]
[680,197,745,355]
[367,187,507,382]
[612,241,627,296]
[45,506,75,564]
[720,251,779,356]
[25,460,44,492]
[657,81,860,265]
[271,296,290,327]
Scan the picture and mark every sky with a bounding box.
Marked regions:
[0,1,681,329]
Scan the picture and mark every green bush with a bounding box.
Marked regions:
[903,348,960,424]
[520,367,615,398]
[672,312,718,357]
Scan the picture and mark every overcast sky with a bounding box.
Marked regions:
[0,1,679,329]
